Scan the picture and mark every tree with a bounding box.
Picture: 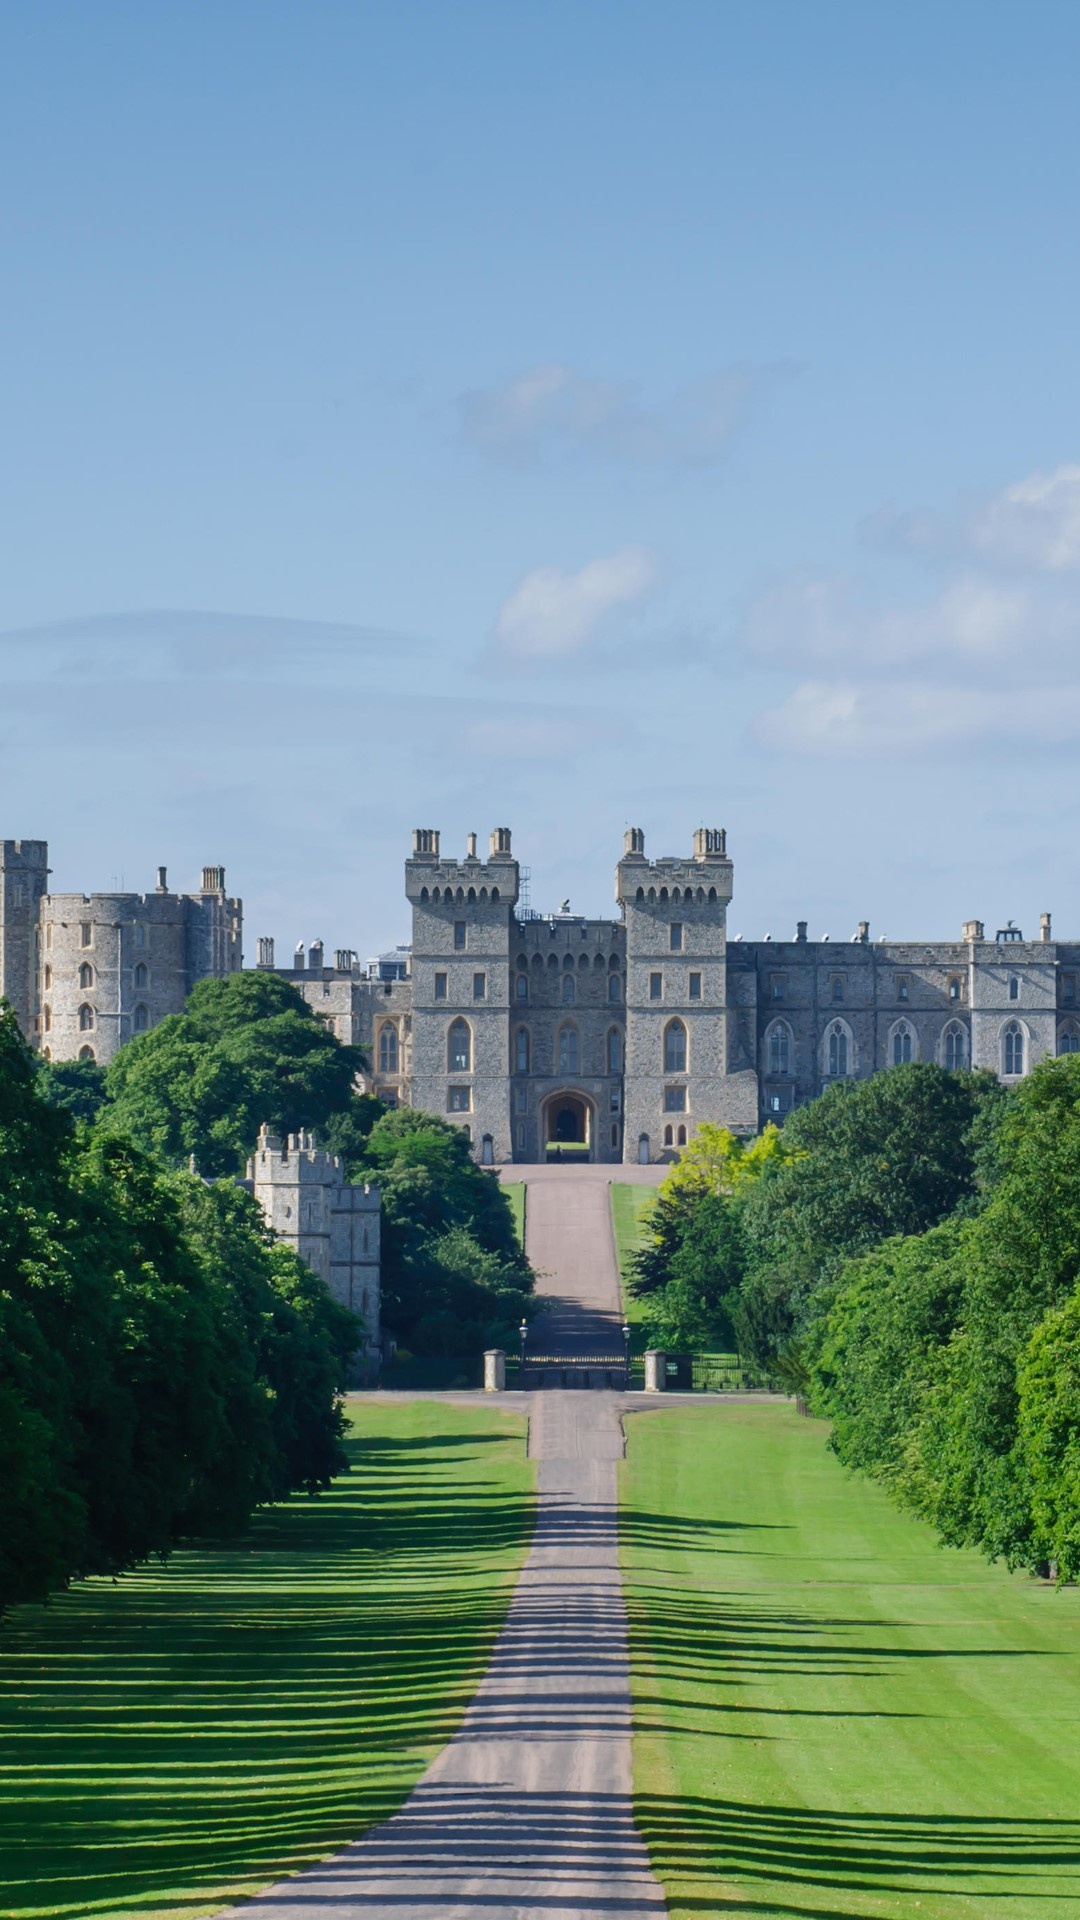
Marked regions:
[1016,1289,1080,1582]
[36,1056,108,1124]
[103,971,366,1175]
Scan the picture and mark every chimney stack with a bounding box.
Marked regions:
[1040,911,1052,943]
[156,865,168,893]
[624,827,646,856]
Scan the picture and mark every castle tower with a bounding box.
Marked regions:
[406,827,519,1162]
[617,825,757,1161]
[0,840,49,1041]
[248,1126,381,1363]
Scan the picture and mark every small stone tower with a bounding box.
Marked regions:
[248,1126,381,1364]
[406,827,519,1163]
[618,825,757,1160]
[0,840,49,1038]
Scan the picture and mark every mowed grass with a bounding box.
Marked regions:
[501,1176,526,1248]
[621,1401,1080,1919]
[0,1401,533,1920]
[610,1182,657,1348]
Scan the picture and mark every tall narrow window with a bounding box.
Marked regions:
[949,977,961,1001]
[664,1019,687,1073]
[831,975,845,1003]
[558,1026,579,1073]
[78,1003,94,1032]
[1009,975,1020,1001]
[607,1028,621,1073]
[434,971,447,1001]
[664,1124,674,1147]
[78,962,93,989]
[649,972,662,1002]
[378,1025,399,1073]
[677,1125,687,1147]
[133,1004,150,1034]
[562,973,575,1004]
[515,1028,529,1073]
[768,1023,790,1076]
[80,922,92,947]
[943,1022,967,1070]
[43,1005,51,1032]
[1003,1021,1024,1076]
[1060,1026,1080,1055]
[516,973,528,1002]
[608,973,621,1001]
[448,1019,471,1073]
[473,972,486,1000]
[670,924,683,951]
[134,962,148,989]
[892,1021,913,1065]
[689,972,702,1001]
[43,965,52,990]
[828,1022,848,1077]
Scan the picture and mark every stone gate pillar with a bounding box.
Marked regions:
[484,1348,507,1392]
[644,1350,666,1393]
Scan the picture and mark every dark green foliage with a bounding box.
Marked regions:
[627,1190,742,1348]
[36,1056,108,1123]
[102,971,367,1176]
[341,1108,535,1355]
[0,1003,356,1614]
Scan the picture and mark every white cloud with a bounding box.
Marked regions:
[493,548,658,665]
[755,678,1080,757]
[459,362,784,468]
[867,464,1080,572]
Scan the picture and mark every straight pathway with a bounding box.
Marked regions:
[230,1391,668,1919]
[510,1162,664,1357]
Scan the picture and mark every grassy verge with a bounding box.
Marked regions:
[621,1401,1080,1919]
[0,1400,532,1920]
[610,1182,657,1349]
[501,1177,526,1249]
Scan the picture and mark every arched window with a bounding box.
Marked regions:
[767,1021,791,1077]
[43,965,52,990]
[607,1028,621,1073]
[379,1025,399,1074]
[663,1019,687,1073]
[77,1045,95,1062]
[1060,1024,1080,1056]
[891,1020,914,1065]
[558,1025,579,1074]
[43,1005,51,1032]
[134,962,148,989]
[1002,1020,1024,1076]
[515,1027,530,1073]
[448,1019,471,1073]
[516,973,528,1002]
[942,1022,968,1070]
[608,973,621,1001]
[78,962,94,989]
[78,1003,94,1032]
[827,1021,849,1078]
[1009,976,1020,1002]
[677,1124,687,1147]
[562,973,576,1004]
[948,977,962,1002]
[663,1124,674,1146]
[133,1004,150,1034]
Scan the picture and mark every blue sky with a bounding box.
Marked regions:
[4,1,1080,957]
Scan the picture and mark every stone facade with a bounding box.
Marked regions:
[276,823,1079,1165]
[247,1125,381,1367]
[0,847,242,1065]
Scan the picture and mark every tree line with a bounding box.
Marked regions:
[629,1059,1080,1580]
[3,972,534,1612]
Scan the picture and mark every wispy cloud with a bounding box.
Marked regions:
[756,679,1080,757]
[459,362,788,468]
[0,608,420,681]
[865,463,1080,572]
[492,547,659,666]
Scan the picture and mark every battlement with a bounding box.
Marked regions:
[616,824,733,907]
[406,826,520,907]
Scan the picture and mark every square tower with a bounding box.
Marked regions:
[406,828,519,1163]
[0,840,49,1041]
[618,826,757,1160]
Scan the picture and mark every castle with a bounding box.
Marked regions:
[5,824,1080,1165]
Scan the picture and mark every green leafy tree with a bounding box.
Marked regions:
[1016,1288,1080,1581]
[36,1056,108,1124]
[103,971,366,1175]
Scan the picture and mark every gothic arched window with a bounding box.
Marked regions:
[663,1019,687,1073]
[607,1027,621,1073]
[448,1019,471,1073]
[379,1025,399,1074]
[78,962,93,990]
[892,1021,913,1065]
[943,1022,968,1071]
[827,1021,849,1078]
[1002,1020,1024,1076]
[134,962,148,989]
[78,1003,94,1032]
[562,973,576,1005]
[767,1021,791,1077]
[515,1027,530,1073]
[1060,1024,1080,1056]
[134,1004,150,1034]
[558,1025,579,1074]
[608,973,621,1001]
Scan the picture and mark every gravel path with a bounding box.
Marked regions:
[232,1392,667,1918]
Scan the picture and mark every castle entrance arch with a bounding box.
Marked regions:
[540,1091,594,1160]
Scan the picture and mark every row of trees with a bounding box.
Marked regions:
[1,1004,357,1614]
[629,1061,1080,1578]
[40,970,535,1357]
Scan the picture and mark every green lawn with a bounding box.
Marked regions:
[502,1177,526,1248]
[621,1401,1080,1919]
[0,1401,532,1920]
[611,1182,657,1348]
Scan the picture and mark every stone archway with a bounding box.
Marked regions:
[541,1091,594,1159]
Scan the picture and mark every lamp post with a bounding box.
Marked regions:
[519,1318,528,1371]
[622,1320,631,1386]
